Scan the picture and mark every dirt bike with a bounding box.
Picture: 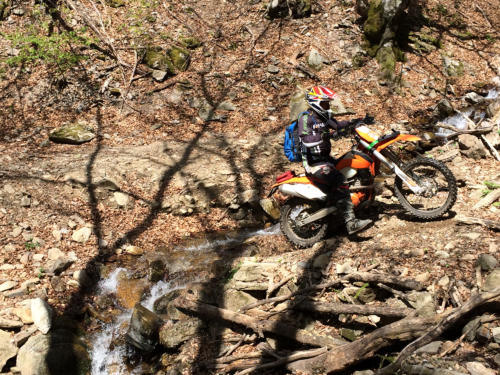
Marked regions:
[267,119,458,247]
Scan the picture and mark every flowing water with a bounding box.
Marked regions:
[89,224,280,375]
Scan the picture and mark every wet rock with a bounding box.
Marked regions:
[416,340,443,354]
[72,227,92,243]
[116,273,148,308]
[17,329,90,374]
[31,298,52,334]
[159,318,202,348]
[465,362,496,375]
[259,198,280,220]
[477,254,497,271]
[458,134,487,159]
[483,269,500,292]
[0,329,17,371]
[125,245,144,256]
[153,290,188,320]
[126,303,162,352]
[148,258,165,282]
[49,123,95,144]
[464,92,485,104]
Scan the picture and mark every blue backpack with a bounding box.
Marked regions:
[284,111,308,162]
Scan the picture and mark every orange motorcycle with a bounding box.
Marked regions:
[267,120,457,247]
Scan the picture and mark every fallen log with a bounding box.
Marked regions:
[235,347,328,375]
[174,295,346,348]
[288,315,437,374]
[377,287,500,374]
[435,122,493,136]
[239,272,423,312]
[294,300,414,318]
[455,215,500,230]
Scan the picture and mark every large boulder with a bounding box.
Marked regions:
[126,303,162,352]
[458,134,488,159]
[0,329,17,372]
[158,318,202,348]
[49,123,95,145]
[17,328,90,375]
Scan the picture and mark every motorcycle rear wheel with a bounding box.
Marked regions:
[394,157,457,219]
[280,198,328,248]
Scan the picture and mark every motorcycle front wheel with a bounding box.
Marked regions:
[280,198,328,248]
[394,157,457,219]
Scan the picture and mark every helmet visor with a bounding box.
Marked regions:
[319,101,330,111]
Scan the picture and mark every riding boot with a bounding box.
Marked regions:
[336,198,373,235]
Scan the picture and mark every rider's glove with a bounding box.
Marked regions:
[363,114,375,124]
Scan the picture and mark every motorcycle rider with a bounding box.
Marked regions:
[298,86,372,235]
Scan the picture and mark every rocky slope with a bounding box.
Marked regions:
[0,0,499,374]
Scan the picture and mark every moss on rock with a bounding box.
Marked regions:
[143,48,175,74]
[105,0,125,7]
[376,43,396,82]
[0,0,10,20]
[180,36,202,49]
[168,46,191,72]
[363,0,385,44]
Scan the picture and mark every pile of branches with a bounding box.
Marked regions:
[173,262,500,374]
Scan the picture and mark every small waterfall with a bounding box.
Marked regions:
[89,224,281,374]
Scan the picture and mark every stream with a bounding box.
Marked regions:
[89,224,281,375]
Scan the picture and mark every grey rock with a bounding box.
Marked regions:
[494,353,500,368]
[0,329,18,371]
[126,303,162,352]
[12,7,25,16]
[408,291,435,317]
[49,123,95,144]
[435,250,450,259]
[152,69,168,82]
[435,98,454,117]
[20,195,31,207]
[416,341,443,354]
[222,289,257,312]
[218,101,237,111]
[267,65,280,74]
[72,227,92,243]
[483,269,500,292]
[307,48,328,71]
[114,191,130,207]
[47,248,64,261]
[458,134,488,159]
[352,371,374,375]
[0,280,17,292]
[0,317,24,329]
[312,252,331,269]
[410,248,425,257]
[45,257,74,275]
[159,317,202,348]
[31,298,52,334]
[443,56,464,77]
[492,327,500,344]
[4,287,27,298]
[464,92,485,104]
[465,362,496,375]
[463,316,482,341]
[477,254,497,271]
[17,330,90,374]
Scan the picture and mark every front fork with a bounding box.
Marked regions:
[359,140,424,194]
